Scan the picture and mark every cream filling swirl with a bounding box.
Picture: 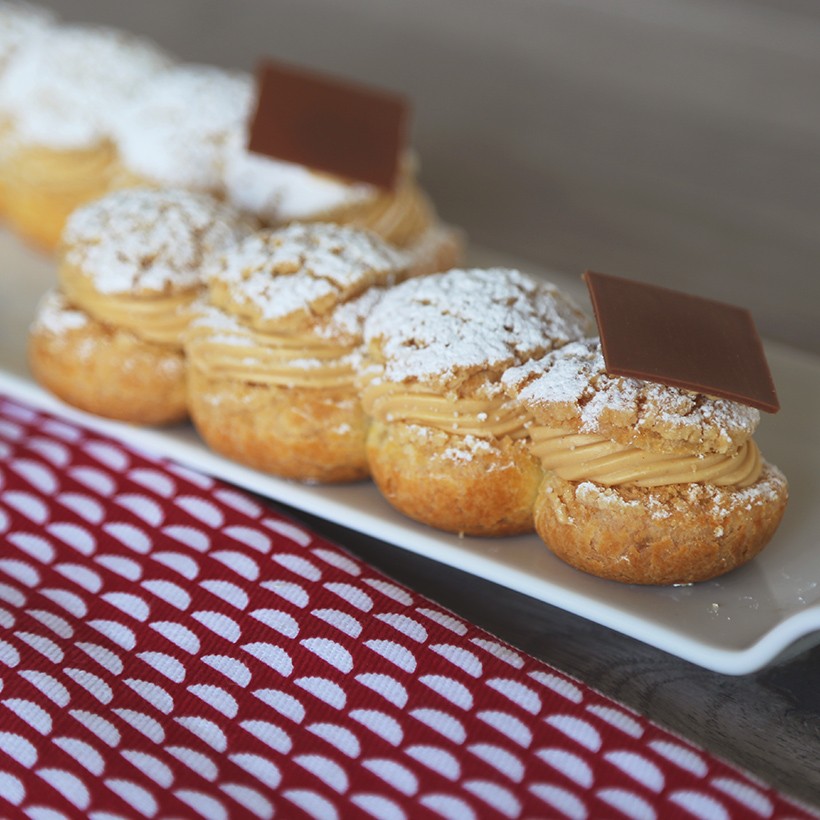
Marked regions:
[61,270,200,348]
[186,319,356,389]
[361,380,530,439]
[314,180,434,250]
[529,426,762,488]
[8,139,118,192]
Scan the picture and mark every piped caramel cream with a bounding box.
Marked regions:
[361,380,530,439]
[339,178,434,249]
[186,314,357,388]
[5,140,118,217]
[62,274,199,348]
[529,425,762,488]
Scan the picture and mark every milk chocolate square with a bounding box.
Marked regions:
[248,59,408,190]
[584,270,779,412]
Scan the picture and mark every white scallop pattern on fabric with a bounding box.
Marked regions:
[165,745,218,781]
[311,548,360,576]
[462,779,521,819]
[114,494,164,527]
[528,783,587,820]
[4,491,49,524]
[597,787,657,820]
[210,552,259,583]
[355,674,408,709]
[373,613,428,643]
[467,743,525,783]
[127,468,177,499]
[55,738,105,777]
[300,638,354,673]
[544,715,603,752]
[362,758,419,797]
[57,492,105,524]
[150,551,200,580]
[648,740,709,778]
[429,644,483,678]
[24,610,71,642]
[668,790,730,820]
[94,555,142,581]
[63,668,114,703]
[219,782,274,819]
[410,709,467,746]
[252,688,306,724]
[75,641,124,676]
[476,710,533,748]
[295,677,348,710]
[605,750,665,793]
[229,753,282,789]
[200,579,250,609]
[0,396,808,820]
[222,525,271,554]
[202,655,251,688]
[141,580,191,610]
[8,532,55,564]
[362,578,414,606]
[586,703,644,737]
[709,777,773,817]
[161,525,210,554]
[348,709,403,747]
[311,608,362,639]
[404,745,461,781]
[535,747,594,788]
[250,608,302,638]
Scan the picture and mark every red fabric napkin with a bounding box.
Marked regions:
[0,394,814,820]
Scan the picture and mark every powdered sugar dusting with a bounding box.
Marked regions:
[0,24,171,149]
[208,222,405,323]
[63,188,249,294]
[364,268,588,383]
[0,2,55,68]
[504,338,760,447]
[223,128,374,222]
[114,64,254,191]
[189,303,248,346]
[316,286,389,344]
[441,435,496,464]
[31,289,88,335]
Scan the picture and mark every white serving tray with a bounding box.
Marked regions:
[3,228,819,675]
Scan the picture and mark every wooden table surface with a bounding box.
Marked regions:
[16,0,820,810]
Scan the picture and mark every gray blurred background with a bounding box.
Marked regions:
[39,0,820,354]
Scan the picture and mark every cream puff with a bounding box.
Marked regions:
[185,222,408,483]
[0,24,171,250]
[502,339,789,584]
[29,188,249,424]
[358,267,589,536]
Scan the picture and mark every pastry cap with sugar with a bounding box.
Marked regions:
[206,222,407,335]
[113,64,254,192]
[0,24,171,150]
[362,268,589,391]
[502,338,760,455]
[61,188,250,297]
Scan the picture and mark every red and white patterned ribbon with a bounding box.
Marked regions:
[0,394,814,819]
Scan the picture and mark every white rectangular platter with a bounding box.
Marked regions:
[3,228,819,675]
